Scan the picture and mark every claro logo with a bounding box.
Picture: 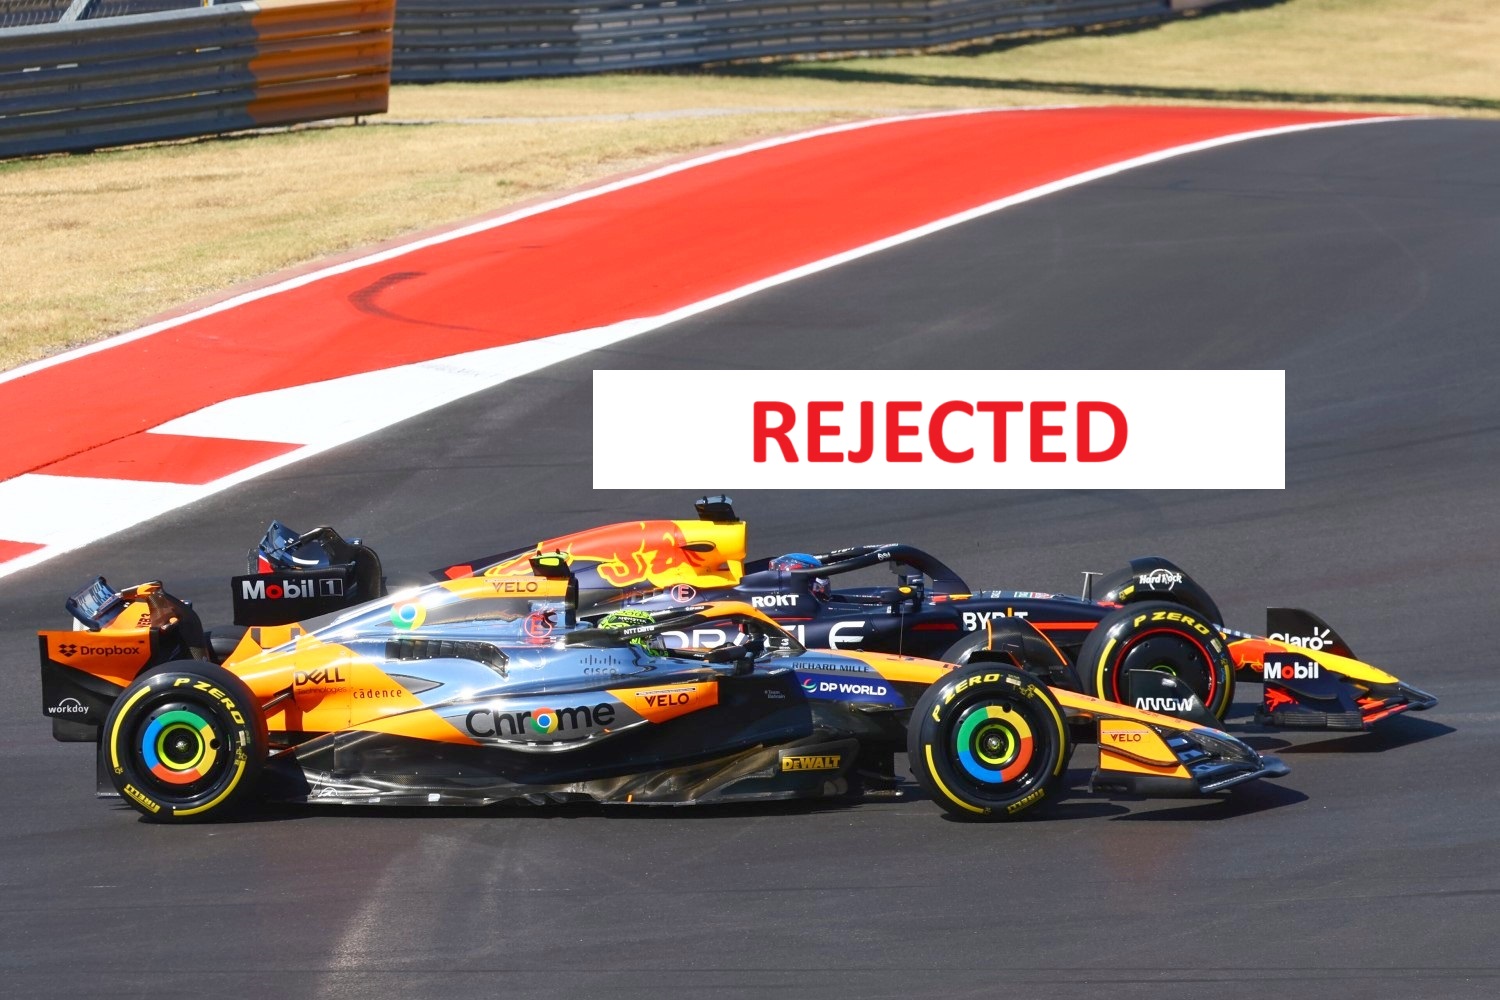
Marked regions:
[1270,628,1333,651]
[465,702,616,739]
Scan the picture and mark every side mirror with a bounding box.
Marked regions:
[893,573,925,611]
[707,643,756,675]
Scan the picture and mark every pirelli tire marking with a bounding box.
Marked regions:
[909,666,1069,821]
[1087,604,1235,720]
[104,665,264,822]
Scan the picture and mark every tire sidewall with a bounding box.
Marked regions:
[909,665,1068,820]
[103,662,265,822]
[1079,601,1235,719]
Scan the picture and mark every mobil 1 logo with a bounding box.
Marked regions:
[230,568,356,627]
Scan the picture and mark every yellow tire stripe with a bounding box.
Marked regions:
[1095,637,1117,701]
[1043,696,1069,777]
[108,684,154,772]
[922,744,987,815]
[173,757,248,818]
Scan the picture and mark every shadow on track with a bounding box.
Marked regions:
[1275,716,1455,755]
[1107,778,1309,822]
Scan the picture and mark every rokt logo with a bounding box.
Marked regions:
[751,594,798,609]
[1264,660,1320,681]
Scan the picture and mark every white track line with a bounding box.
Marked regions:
[0,107,1063,389]
[0,112,1408,580]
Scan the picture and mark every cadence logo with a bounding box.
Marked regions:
[592,370,1285,489]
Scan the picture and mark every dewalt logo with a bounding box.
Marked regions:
[781,754,842,772]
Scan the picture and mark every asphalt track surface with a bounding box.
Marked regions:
[3,117,1499,998]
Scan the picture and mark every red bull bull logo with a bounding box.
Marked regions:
[486,520,744,590]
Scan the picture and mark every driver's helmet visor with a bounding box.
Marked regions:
[770,553,828,600]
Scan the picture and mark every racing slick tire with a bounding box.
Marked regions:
[908,664,1070,821]
[1096,558,1224,626]
[101,661,268,823]
[1076,601,1235,721]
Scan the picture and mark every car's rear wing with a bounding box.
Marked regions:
[39,578,206,742]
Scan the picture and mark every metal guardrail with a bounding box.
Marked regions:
[390,0,1180,81]
[0,0,1236,156]
[0,0,393,157]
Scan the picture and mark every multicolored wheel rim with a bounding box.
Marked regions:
[140,707,219,786]
[953,703,1034,785]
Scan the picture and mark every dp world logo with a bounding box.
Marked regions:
[57,642,78,657]
[800,677,819,693]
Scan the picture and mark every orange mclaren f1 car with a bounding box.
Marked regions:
[38,556,1288,823]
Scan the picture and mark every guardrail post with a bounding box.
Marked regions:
[59,0,95,22]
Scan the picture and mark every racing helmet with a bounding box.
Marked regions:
[597,608,666,656]
[769,552,829,600]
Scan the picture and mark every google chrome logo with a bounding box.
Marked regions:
[529,707,558,734]
[391,603,427,630]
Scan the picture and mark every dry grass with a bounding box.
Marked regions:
[3,0,1498,371]
[791,0,1500,111]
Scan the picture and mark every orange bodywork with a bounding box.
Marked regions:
[38,626,152,689]
[1096,719,1192,780]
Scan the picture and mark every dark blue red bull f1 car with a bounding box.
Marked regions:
[429,497,1437,732]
